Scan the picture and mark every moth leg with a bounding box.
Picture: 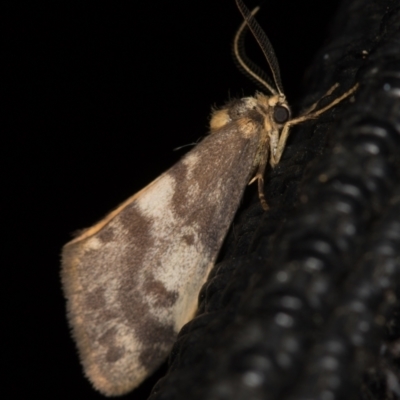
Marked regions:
[301,83,358,119]
[272,121,292,166]
[257,166,269,210]
[301,82,339,115]
[248,139,270,210]
[256,144,270,210]
[274,83,359,165]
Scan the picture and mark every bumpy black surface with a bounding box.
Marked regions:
[149,0,400,399]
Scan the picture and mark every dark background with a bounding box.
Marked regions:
[5,0,341,398]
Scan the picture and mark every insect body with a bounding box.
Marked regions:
[61,0,357,396]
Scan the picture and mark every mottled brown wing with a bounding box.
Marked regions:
[62,119,261,396]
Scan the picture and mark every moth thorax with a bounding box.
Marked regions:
[210,97,260,132]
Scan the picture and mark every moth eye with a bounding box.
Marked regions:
[273,105,290,123]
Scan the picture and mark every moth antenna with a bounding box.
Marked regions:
[235,0,285,96]
[233,6,277,94]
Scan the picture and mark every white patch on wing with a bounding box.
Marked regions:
[87,237,103,250]
[140,223,207,322]
[156,224,203,280]
[185,180,200,200]
[137,174,177,220]
[182,153,201,199]
[182,153,200,175]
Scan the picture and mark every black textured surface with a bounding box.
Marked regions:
[149,1,400,399]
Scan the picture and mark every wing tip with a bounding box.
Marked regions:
[61,242,153,397]
[84,362,147,397]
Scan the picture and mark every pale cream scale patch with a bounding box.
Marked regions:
[155,236,209,329]
[136,174,177,219]
[182,152,200,174]
[131,219,206,327]
[183,179,201,200]
[85,236,103,250]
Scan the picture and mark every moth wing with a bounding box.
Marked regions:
[62,119,261,396]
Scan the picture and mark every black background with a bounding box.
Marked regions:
[5,0,341,398]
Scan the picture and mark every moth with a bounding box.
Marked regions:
[62,0,358,396]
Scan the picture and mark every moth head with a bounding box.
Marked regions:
[270,95,291,125]
[254,93,291,129]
